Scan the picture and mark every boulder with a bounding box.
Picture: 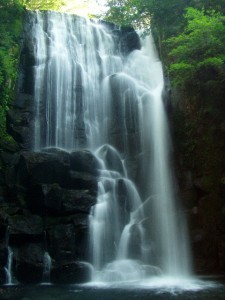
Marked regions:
[119,26,141,54]
[16,151,70,187]
[66,171,98,193]
[44,184,96,215]
[48,224,76,262]
[14,150,99,193]
[70,150,100,176]
[8,214,44,246]
[14,243,44,284]
[99,22,141,55]
[51,261,92,284]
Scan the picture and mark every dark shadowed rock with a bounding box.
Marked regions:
[0,267,6,285]
[48,224,76,262]
[119,26,141,54]
[16,151,70,187]
[51,261,92,284]
[70,150,100,175]
[6,103,34,150]
[0,245,8,268]
[0,210,8,241]
[0,246,11,284]
[14,243,44,284]
[44,184,96,215]
[65,171,98,193]
[26,184,46,215]
[9,214,43,235]
[72,213,90,227]
[41,147,71,160]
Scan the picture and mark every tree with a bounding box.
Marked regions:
[166,8,225,92]
[191,0,225,13]
[22,0,65,10]
[104,0,191,37]
[0,0,23,147]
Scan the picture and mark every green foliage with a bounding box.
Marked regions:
[22,0,65,11]
[190,0,225,14]
[103,0,151,29]
[104,0,190,38]
[0,0,23,148]
[166,8,225,90]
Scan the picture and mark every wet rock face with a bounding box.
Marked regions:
[51,261,92,284]
[0,148,99,284]
[107,74,141,158]
[173,105,225,274]
[7,13,141,151]
[14,243,44,284]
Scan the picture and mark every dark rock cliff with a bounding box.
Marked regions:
[0,148,99,284]
[171,88,225,275]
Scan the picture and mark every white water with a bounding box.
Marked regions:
[31,11,192,285]
[5,247,13,285]
[42,251,52,284]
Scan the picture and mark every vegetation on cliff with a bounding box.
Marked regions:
[166,8,225,90]
[21,0,65,10]
[0,0,23,149]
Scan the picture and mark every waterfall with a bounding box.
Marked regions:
[42,252,52,284]
[31,11,192,283]
[5,247,13,285]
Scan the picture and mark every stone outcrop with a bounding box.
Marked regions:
[0,148,99,284]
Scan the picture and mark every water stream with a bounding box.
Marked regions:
[42,252,52,284]
[31,11,192,284]
[5,247,13,285]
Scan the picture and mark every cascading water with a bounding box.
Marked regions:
[31,11,192,284]
[42,252,52,284]
[5,247,13,285]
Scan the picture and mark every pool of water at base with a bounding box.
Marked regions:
[0,277,224,300]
